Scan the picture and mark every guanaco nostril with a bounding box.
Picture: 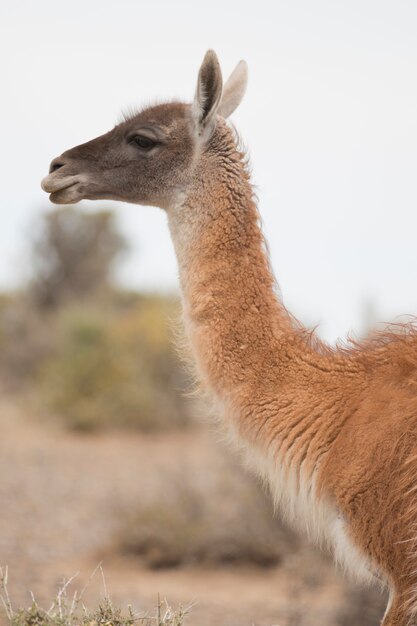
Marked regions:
[49,159,65,174]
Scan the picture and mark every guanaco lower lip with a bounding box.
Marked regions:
[49,183,83,205]
[41,174,87,204]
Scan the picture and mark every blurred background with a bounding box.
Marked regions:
[1,0,417,624]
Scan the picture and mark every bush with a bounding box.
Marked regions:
[0,208,194,432]
[29,207,127,309]
[37,296,193,431]
[0,295,55,389]
[118,453,297,569]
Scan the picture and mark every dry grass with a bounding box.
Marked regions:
[0,568,188,626]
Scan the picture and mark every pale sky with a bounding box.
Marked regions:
[1,0,417,342]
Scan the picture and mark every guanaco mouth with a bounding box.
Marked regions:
[41,174,85,205]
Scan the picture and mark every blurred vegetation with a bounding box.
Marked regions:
[0,207,193,431]
[38,297,191,431]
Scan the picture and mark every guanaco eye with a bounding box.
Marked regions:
[131,135,157,150]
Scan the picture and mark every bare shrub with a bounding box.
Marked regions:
[0,295,55,389]
[29,207,127,309]
[118,451,298,569]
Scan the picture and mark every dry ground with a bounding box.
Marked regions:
[0,399,385,626]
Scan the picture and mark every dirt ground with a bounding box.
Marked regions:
[0,399,386,626]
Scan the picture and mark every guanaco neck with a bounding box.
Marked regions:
[168,122,301,398]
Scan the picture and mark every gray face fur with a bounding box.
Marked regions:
[41,51,248,210]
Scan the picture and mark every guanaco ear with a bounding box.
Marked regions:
[219,60,248,118]
[193,50,223,137]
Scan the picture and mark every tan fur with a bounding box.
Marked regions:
[41,50,417,625]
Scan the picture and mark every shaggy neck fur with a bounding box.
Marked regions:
[168,122,355,455]
[169,122,297,395]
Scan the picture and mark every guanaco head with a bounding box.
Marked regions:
[41,51,248,210]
